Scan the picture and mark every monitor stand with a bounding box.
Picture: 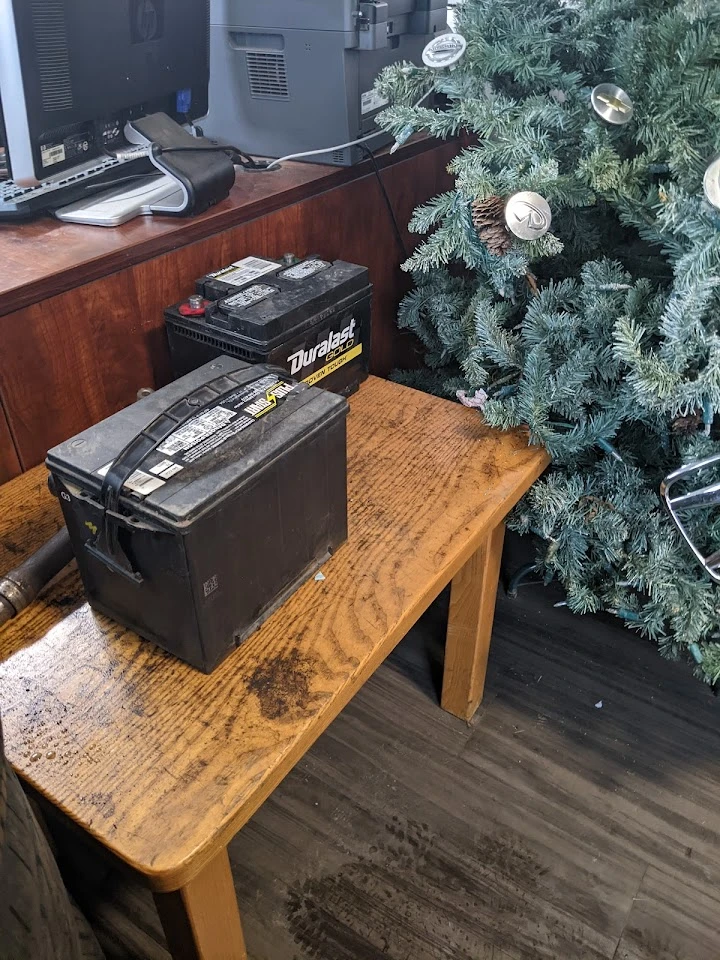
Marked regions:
[54,173,186,226]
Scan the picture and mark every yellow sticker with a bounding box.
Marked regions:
[302,344,363,387]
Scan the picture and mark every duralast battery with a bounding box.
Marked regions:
[165,255,371,396]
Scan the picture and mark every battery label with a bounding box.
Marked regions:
[303,344,362,386]
[159,375,298,467]
[224,283,277,310]
[278,259,330,281]
[150,459,184,480]
[95,376,299,499]
[96,462,167,496]
[158,408,237,456]
[208,256,279,287]
[286,317,360,380]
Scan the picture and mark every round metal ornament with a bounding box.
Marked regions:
[422,33,467,69]
[591,83,634,125]
[505,192,552,240]
[703,156,720,210]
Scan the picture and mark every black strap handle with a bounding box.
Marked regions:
[85,373,237,583]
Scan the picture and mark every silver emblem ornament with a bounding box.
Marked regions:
[422,33,467,69]
[703,156,720,210]
[591,83,634,125]
[505,192,552,240]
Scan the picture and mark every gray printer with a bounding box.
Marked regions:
[201,1,448,166]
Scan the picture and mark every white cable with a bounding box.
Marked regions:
[265,91,434,170]
[265,131,384,170]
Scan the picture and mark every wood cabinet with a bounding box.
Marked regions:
[0,139,457,480]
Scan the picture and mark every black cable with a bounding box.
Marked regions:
[358,144,409,260]
[154,142,270,170]
[78,173,160,193]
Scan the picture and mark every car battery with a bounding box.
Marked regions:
[165,255,371,397]
[46,356,349,674]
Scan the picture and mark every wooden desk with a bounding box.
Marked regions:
[0,378,548,959]
[0,138,458,483]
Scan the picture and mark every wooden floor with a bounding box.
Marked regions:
[59,556,720,960]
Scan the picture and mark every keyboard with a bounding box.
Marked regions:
[0,153,156,221]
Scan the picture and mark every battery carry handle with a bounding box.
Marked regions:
[85,375,237,584]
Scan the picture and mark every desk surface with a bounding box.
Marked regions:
[0,378,548,891]
[0,138,437,318]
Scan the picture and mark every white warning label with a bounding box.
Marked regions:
[278,259,330,281]
[158,407,236,456]
[209,256,279,287]
[94,375,298,500]
[224,283,277,309]
[96,462,166,496]
[150,459,185,480]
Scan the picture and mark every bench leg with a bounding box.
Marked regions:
[441,522,505,722]
[154,848,247,960]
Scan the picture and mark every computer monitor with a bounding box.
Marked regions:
[0,0,210,187]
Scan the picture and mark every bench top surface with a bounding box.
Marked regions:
[0,377,548,889]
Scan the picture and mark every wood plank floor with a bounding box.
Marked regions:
[58,565,720,960]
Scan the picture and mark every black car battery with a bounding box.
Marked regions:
[46,357,348,674]
[164,255,371,397]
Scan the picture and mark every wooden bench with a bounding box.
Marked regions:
[0,377,548,959]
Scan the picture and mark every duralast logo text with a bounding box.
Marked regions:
[288,319,357,376]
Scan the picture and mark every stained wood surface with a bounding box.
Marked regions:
[0,137,442,316]
[442,521,506,720]
[0,140,457,470]
[0,377,548,892]
[60,561,720,960]
[153,850,246,960]
[0,399,21,485]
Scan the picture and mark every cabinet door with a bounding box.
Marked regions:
[0,400,20,484]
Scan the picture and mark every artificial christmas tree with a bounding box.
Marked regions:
[375,0,720,684]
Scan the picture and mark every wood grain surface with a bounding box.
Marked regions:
[153,850,246,960]
[0,137,444,317]
[0,141,457,470]
[442,521,506,720]
[58,569,720,960]
[0,399,21,485]
[0,377,548,892]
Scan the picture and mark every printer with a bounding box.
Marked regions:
[201,1,448,166]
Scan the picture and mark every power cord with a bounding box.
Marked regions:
[357,144,409,260]
[147,106,423,257]
[153,137,409,258]
[265,131,385,171]
[264,90,434,171]
[153,142,271,170]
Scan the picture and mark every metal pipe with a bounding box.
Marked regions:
[0,527,74,626]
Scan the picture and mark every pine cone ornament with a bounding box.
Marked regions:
[471,195,512,256]
[672,409,703,435]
